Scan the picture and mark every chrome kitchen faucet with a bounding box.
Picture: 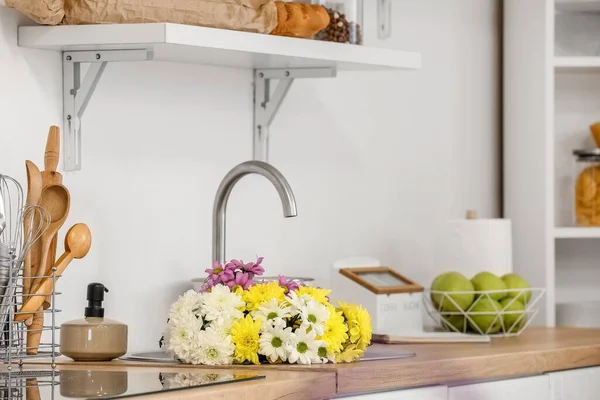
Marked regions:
[212,160,297,265]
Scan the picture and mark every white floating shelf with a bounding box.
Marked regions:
[554,227,600,239]
[555,1,600,13]
[18,23,421,71]
[555,56,600,71]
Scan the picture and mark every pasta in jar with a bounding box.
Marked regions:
[574,150,600,226]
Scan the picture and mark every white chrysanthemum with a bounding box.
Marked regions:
[202,285,244,325]
[253,298,291,330]
[209,317,235,340]
[166,319,202,361]
[167,324,234,366]
[315,344,332,364]
[285,291,314,317]
[186,327,234,366]
[299,299,329,336]
[286,327,323,365]
[259,326,293,362]
[168,290,204,324]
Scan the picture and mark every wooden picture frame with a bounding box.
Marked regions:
[339,266,424,295]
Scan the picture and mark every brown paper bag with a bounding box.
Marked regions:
[5,0,65,25]
[63,0,278,33]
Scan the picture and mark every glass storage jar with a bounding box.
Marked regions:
[573,149,600,226]
[312,0,364,45]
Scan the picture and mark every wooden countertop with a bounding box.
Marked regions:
[33,327,600,398]
[319,326,600,394]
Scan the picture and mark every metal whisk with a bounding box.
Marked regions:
[0,175,25,299]
[0,175,23,247]
[0,175,50,351]
[0,176,49,282]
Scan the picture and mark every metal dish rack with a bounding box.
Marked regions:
[0,174,61,399]
[0,249,61,399]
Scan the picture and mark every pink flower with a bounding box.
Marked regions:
[205,261,235,284]
[277,275,299,294]
[242,256,265,277]
[227,272,255,291]
[226,260,243,271]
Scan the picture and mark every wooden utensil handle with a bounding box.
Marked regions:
[26,313,44,355]
[25,378,41,400]
[16,252,73,322]
[44,126,60,172]
[42,234,59,309]
[31,236,52,293]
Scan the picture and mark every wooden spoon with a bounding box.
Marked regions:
[31,185,70,292]
[41,126,63,308]
[23,161,42,297]
[17,223,91,322]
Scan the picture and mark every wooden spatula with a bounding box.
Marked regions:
[27,126,65,354]
[41,126,63,307]
[26,127,63,325]
[23,161,42,299]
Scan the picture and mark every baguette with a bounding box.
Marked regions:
[271,2,330,38]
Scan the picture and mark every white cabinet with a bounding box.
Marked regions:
[342,386,447,400]
[341,368,600,400]
[506,0,600,325]
[549,366,600,400]
[448,375,550,400]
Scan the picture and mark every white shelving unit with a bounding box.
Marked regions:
[555,56,600,70]
[18,23,420,70]
[554,227,600,238]
[505,0,600,326]
[556,1,600,12]
[18,23,421,171]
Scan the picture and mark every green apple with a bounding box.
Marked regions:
[501,273,532,304]
[441,314,467,333]
[468,297,503,334]
[471,272,508,301]
[430,272,475,312]
[500,298,526,333]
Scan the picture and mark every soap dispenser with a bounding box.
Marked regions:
[60,283,128,361]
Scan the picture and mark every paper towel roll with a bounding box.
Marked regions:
[434,218,513,279]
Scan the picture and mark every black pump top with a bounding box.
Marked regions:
[85,283,109,318]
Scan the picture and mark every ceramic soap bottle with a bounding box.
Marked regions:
[60,283,128,361]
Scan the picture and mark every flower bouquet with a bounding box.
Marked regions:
[161,257,372,365]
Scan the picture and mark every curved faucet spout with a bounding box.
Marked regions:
[212,160,297,264]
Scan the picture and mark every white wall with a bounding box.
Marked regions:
[0,0,501,352]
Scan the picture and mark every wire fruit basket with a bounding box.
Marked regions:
[424,288,546,337]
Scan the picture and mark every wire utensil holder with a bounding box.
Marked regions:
[0,175,60,398]
[1,268,61,365]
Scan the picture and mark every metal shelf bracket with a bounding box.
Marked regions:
[253,67,336,162]
[63,49,149,171]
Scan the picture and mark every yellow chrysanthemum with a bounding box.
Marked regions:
[335,344,363,363]
[319,308,348,356]
[243,282,286,311]
[338,302,372,350]
[295,286,331,305]
[231,315,262,364]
